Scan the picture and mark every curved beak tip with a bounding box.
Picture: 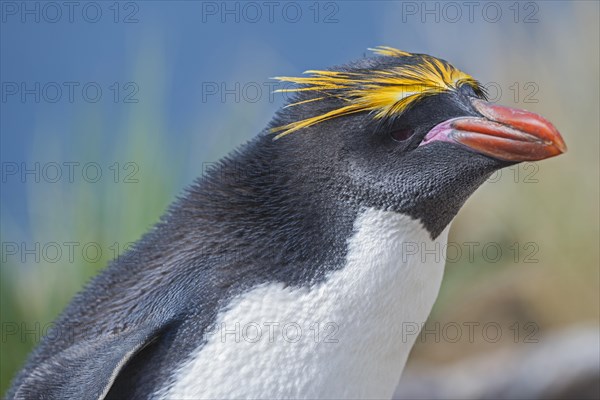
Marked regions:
[454,99,568,162]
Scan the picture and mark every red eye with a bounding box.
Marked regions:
[391,128,414,142]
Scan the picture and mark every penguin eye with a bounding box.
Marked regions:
[390,128,415,142]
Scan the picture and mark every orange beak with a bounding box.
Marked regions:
[422,98,567,162]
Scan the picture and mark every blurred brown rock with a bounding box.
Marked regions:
[395,326,600,400]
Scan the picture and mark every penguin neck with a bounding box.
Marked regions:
[159,207,451,399]
[175,137,362,287]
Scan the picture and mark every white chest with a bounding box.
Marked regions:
[156,208,450,399]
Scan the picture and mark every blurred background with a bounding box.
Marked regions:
[1,1,598,397]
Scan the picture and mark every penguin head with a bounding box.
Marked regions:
[269,47,566,237]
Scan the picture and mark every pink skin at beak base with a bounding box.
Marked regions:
[421,99,567,162]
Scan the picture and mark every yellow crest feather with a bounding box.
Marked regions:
[271,46,481,139]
